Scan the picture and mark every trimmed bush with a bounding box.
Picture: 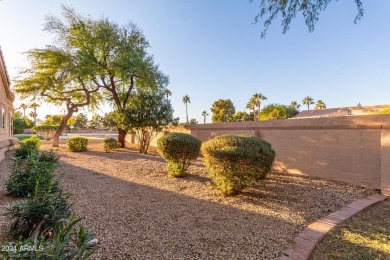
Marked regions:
[102,138,120,153]
[201,135,276,195]
[6,154,59,198]
[32,125,58,140]
[67,137,88,152]
[157,132,201,177]
[21,135,41,149]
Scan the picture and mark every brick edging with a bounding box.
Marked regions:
[280,193,387,260]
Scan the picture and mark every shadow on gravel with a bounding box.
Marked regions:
[58,161,295,260]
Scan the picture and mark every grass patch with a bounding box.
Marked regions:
[15,135,44,141]
[310,199,390,259]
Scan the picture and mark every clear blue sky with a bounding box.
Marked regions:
[0,0,389,123]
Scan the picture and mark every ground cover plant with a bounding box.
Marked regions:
[67,137,89,152]
[201,134,276,195]
[157,132,201,177]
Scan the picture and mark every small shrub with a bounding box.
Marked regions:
[201,135,276,195]
[102,138,120,153]
[1,214,96,259]
[8,187,71,238]
[67,137,88,152]
[32,125,58,140]
[6,155,58,198]
[14,136,41,159]
[157,133,201,177]
[39,150,60,164]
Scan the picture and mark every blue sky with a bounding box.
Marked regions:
[0,0,389,123]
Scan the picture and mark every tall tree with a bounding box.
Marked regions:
[247,93,267,121]
[163,89,172,101]
[211,99,236,123]
[182,95,191,124]
[74,113,88,129]
[315,100,327,110]
[289,101,301,110]
[19,103,28,119]
[252,0,364,37]
[14,47,101,147]
[201,110,209,124]
[302,96,315,110]
[44,6,168,147]
[116,88,177,154]
[29,102,40,124]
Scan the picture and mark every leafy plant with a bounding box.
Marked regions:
[67,137,88,152]
[102,138,120,153]
[8,187,71,239]
[1,214,96,259]
[32,125,58,140]
[157,133,201,177]
[39,150,60,164]
[6,155,58,198]
[201,135,276,195]
[14,136,42,159]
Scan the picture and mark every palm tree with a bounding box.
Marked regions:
[202,110,209,124]
[290,101,301,110]
[30,102,40,124]
[182,95,190,124]
[19,103,28,119]
[246,100,256,121]
[302,96,314,110]
[252,93,267,121]
[29,111,37,124]
[315,100,327,110]
[163,89,172,100]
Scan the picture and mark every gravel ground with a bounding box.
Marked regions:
[0,140,377,259]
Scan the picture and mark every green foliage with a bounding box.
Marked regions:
[8,187,71,238]
[189,118,198,124]
[102,138,120,153]
[381,109,390,115]
[13,112,29,134]
[201,135,276,195]
[74,113,88,129]
[260,104,299,120]
[101,112,117,130]
[303,96,315,110]
[211,99,236,123]
[14,136,42,159]
[116,89,178,154]
[32,125,58,140]
[43,114,64,126]
[1,214,95,259]
[254,0,364,38]
[232,111,252,122]
[67,137,88,152]
[157,133,201,177]
[6,154,59,198]
[39,150,60,164]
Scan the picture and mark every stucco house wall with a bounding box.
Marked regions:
[0,47,17,162]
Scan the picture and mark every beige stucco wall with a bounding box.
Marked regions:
[0,57,16,161]
[187,115,390,194]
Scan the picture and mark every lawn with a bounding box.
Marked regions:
[14,135,45,141]
[0,140,377,259]
[310,199,390,260]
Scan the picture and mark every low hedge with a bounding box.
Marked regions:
[157,133,201,177]
[67,137,88,152]
[201,135,276,195]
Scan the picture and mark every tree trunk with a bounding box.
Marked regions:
[186,104,188,124]
[52,111,73,147]
[117,127,127,148]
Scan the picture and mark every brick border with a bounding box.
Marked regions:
[280,193,387,260]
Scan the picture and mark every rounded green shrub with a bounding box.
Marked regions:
[201,135,276,195]
[32,125,58,140]
[102,138,120,153]
[157,133,201,177]
[66,137,88,152]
